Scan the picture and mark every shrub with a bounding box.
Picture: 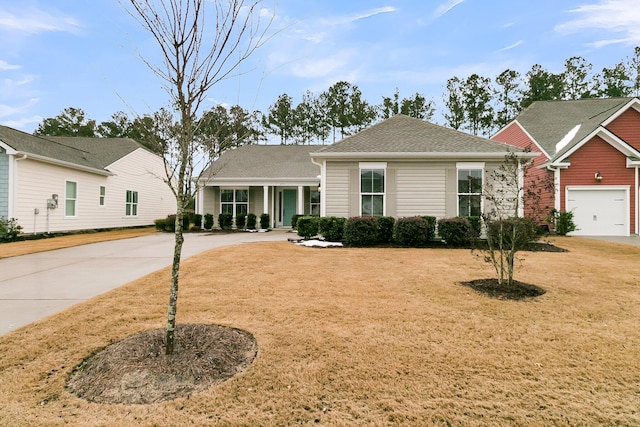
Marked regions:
[553,210,577,236]
[203,213,214,230]
[235,214,247,230]
[343,216,379,247]
[154,218,167,232]
[296,216,319,239]
[437,217,474,247]
[393,216,433,247]
[260,213,270,230]
[246,213,257,230]
[291,214,302,229]
[194,214,203,228]
[218,213,233,230]
[377,216,395,243]
[466,215,481,238]
[0,217,22,242]
[486,217,538,250]
[421,216,437,240]
[182,214,190,231]
[165,214,177,232]
[318,216,346,242]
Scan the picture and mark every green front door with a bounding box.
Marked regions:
[283,189,297,227]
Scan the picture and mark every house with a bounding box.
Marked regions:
[492,97,640,236]
[0,126,175,234]
[196,115,535,227]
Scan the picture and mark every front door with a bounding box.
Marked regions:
[283,189,297,227]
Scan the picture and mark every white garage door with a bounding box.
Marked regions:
[566,187,628,236]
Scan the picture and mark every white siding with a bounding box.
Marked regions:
[325,162,351,217]
[14,148,174,233]
[395,166,446,217]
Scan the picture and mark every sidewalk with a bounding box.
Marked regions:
[0,231,289,335]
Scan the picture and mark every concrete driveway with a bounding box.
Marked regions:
[0,231,290,335]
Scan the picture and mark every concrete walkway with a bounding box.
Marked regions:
[578,235,640,246]
[0,231,290,335]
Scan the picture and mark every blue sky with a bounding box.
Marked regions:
[1,0,640,133]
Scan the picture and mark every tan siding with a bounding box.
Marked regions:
[395,166,446,217]
[202,187,217,217]
[325,162,352,217]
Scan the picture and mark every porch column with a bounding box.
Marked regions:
[297,186,304,214]
[263,186,269,216]
[196,186,204,215]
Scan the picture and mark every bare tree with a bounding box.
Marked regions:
[125,0,272,355]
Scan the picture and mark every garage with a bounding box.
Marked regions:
[565,187,629,236]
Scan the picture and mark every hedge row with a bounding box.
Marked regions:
[155,212,269,232]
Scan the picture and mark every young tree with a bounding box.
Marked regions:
[126,0,272,355]
[462,74,495,136]
[400,92,435,121]
[562,56,595,100]
[263,93,296,144]
[349,85,377,133]
[494,69,522,128]
[443,76,465,130]
[293,90,329,144]
[379,88,400,119]
[322,81,354,142]
[35,107,97,137]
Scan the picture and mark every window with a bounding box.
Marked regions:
[360,164,385,216]
[457,167,483,217]
[310,189,320,216]
[99,186,106,207]
[65,181,77,217]
[221,189,248,217]
[126,190,138,216]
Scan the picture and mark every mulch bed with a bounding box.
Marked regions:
[66,324,257,404]
[459,279,546,300]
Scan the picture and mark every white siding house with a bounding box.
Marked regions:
[0,126,175,234]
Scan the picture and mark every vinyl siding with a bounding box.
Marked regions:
[325,162,353,217]
[0,148,8,218]
[13,148,174,233]
[606,108,640,152]
[395,165,446,217]
[560,136,636,233]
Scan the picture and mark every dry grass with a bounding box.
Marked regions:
[0,237,638,426]
[0,227,157,259]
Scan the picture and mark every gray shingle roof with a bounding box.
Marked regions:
[513,97,633,159]
[314,114,526,155]
[203,144,321,180]
[0,126,146,173]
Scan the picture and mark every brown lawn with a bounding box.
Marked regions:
[0,237,638,426]
[0,227,157,259]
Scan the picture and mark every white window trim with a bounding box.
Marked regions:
[456,163,484,217]
[65,180,78,218]
[125,190,138,217]
[310,188,321,216]
[220,187,249,218]
[99,185,106,207]
[359,162,387,216]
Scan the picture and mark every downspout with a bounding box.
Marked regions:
[310,157,325,217]
[10,153,28,220]
[636,166,639,235]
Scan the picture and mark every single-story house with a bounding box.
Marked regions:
[197,114,536,227]
[0,126,175,234]
[492,97,640,236]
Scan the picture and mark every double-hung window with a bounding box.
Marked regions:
[360,163,386,216]
[457,163,483,217]
[126,190,138,216]
[221,189,249,217]
[99,186,106,207]
[65,180,77,217]
[310,189,320,216]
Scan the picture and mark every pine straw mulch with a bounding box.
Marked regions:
[66,324,257,404]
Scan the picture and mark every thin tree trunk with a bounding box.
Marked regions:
[165,207,184,355]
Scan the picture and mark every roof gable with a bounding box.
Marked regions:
[314,114,527,156]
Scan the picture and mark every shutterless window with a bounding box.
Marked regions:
[310,189,320,216]
[99,186,106,206]
[361,169,385,216]
[65,181,77,217]
[458,169,482,216]
[221,189,248,217]
[126,190,138,216]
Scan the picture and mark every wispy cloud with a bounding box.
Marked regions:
[0,6,82,35]
[319,6,397,26]
[555,0,640,47]
[0,60,20,71]
[497,40,523,52]
[434,0,465,19]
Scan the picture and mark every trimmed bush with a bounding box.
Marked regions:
[318,216,346,242]
[218,213,233,230]
[421,216,437,239]
[165,214,177,232]
[154,218,167,232]
[194,214,203,228]
[437,217,474,246]
[486,217,537,250]
[377,216,395,243]
[246,213,257,230]
[203,213,214,230]
[0,217,22,242]
[296,216,319,239]
[553,210,577,236]
[393,216,433,247]
[236,214,247,230]
[343,216,379,247]
[260,213,270,230]
[291,214,302,229]
[466,215,481,238]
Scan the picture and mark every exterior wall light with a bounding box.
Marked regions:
[594,172,603,181]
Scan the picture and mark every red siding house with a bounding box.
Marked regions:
[492,97,640,236]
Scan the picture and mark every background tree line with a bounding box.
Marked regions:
[35,46,640,154]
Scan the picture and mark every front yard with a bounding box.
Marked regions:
[0,237,638,425]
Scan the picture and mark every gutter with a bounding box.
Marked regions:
[15,152,113,176]
[309,151,540,160]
